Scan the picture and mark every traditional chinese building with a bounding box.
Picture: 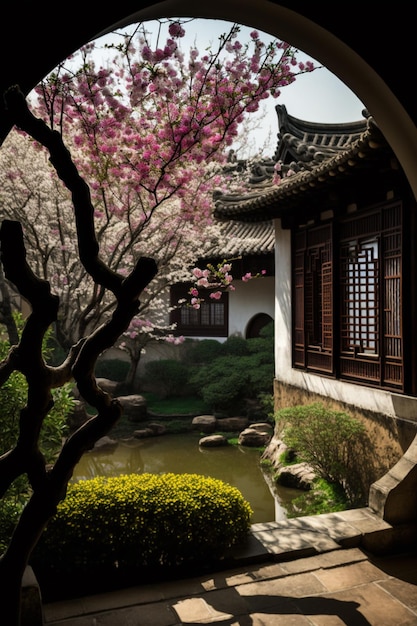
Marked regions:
[214,104,417,522]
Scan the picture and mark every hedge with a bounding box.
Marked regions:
[31,472,253,596]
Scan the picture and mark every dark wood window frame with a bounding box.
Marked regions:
[170,283,229,337]
[292,201,404,392]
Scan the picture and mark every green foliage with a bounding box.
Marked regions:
[191,355,250,412]
[0,313,75,505]
[0,498,22,554]
[186,339,223,364]
[221,335,250,356]
[258,392,274,417]
[0,315,74,462]
[143,393,209,416]
[274,402,369,505]
[95,358,130,382]
[278,449,297,465]
[189,323,274,413]
[32,473,252,578]
[143,359,190,398]
[285,478,350,518]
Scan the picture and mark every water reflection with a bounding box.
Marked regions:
[72,432,300,524]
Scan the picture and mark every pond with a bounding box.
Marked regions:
[72,432,301,524]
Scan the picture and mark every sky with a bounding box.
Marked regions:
[88,18,366,155]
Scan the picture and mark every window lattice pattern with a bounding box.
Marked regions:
[292,202,403,391]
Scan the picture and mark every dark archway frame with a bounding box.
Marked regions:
[0,0,416,530]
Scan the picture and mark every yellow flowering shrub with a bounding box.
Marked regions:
[32,473,252,577]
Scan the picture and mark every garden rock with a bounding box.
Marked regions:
[199,434,228,447]
[216,416,249,432]
[192,415,217,433]
[249,422,273,433]
[238,427,271,447]
[276,462,316,490]
[261,436,291,471]
[94,436,118,451]
[147,422,167,435]
[133,428,155,439]
[132,422,166,438]
[96,377,120,395]
[118,394,147,421]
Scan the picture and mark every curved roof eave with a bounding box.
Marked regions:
[214,121,390,222]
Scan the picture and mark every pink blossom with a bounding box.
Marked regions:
[165,334,185,344]
[26,19,314,354]
[168,22,185,38]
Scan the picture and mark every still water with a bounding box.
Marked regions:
[72,432,300,523]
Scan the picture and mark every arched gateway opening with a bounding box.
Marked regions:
[2,0,417,534]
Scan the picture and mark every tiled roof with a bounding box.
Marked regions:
[214,106,391,223]
[272,104,368,169]
[210,220,275,258]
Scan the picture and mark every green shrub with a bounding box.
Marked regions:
[0,498,22,554]
[32,473,252,579]
[274,402,369,505]
[187,339,223,364]
[143,359,190,398]
[189,325,274,414]
[0,314,75,549]
[190,355,251,412]
[0,313,74,471]
[95,358,130,382]
[221,335,250,356]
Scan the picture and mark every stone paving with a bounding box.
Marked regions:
[42,508,417,626]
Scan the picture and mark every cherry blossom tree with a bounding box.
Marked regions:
[0,19,314,388]
[0,20,315,622]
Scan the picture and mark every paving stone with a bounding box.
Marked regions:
[377,578,417,611]
[43,515,417,626]
[201,562,287,591]
[173,596,234,622]
[305,584,417,626]
[238,571,328,601]
[251,526,341,555]
[313,560,390,592]
[251,613,312,625]
[280,548,367,575]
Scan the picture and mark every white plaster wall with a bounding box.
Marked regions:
[184,276,275,342]
[274,219,417,425]
[228,276,275,337]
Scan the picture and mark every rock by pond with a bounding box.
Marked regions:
[199,434,228,447]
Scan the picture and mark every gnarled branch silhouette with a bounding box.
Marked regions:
[0,86,157,625]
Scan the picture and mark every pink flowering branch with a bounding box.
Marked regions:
[185,259,266,309]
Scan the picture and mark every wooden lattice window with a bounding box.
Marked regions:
[292,201,403,391]
[339,203,403,390]
[170,283,229,337]
[340,238,379,356]
[293,223,333,374]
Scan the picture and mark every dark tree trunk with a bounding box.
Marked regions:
[0,87,157,625]
[0,265,19,345]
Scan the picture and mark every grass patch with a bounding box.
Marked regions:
[284,478,350,517]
